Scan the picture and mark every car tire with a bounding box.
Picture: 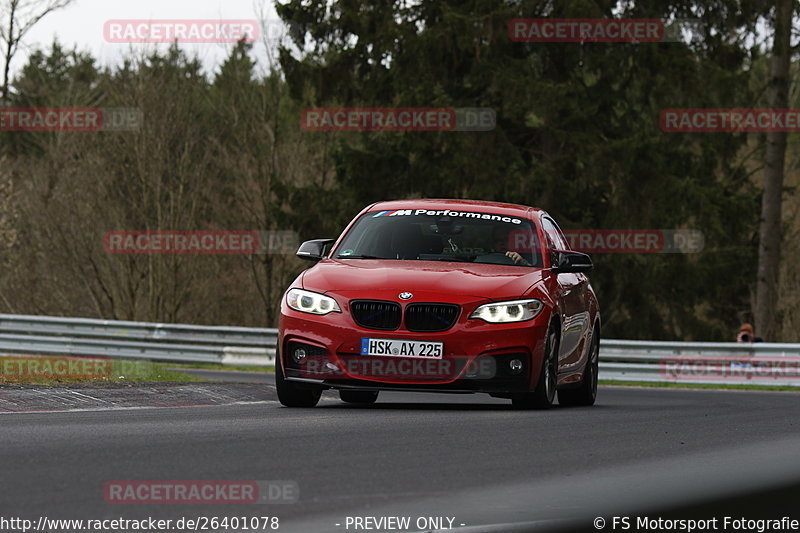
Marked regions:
[512,325,558,410]
[558,327,599,407]
[339,390,379,404]
[275,354,322,407]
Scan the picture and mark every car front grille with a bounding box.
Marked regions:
[404,303,460,332]
[351,300,402,330]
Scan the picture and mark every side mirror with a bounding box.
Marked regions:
[296,239,335,261]
[552,250,593,274]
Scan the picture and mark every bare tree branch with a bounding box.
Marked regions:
[1,0,75,100]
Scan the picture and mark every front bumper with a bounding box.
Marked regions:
[278,289,551,394]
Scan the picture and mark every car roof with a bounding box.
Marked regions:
[368,199,544,219]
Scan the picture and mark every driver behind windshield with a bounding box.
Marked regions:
[491,226,531,266]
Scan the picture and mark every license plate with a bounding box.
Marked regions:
[360,338,443,359]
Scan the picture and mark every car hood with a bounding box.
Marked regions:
[301,259,544,300]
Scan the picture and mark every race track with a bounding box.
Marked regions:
[2,384,800,532]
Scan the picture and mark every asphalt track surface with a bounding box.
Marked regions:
[2,376,800,532]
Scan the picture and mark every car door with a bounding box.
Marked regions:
[541,216,590,369]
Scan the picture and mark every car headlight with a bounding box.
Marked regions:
[469,299,544,323]
[286,288,341,315]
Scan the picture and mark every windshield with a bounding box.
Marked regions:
[333,210,542,267]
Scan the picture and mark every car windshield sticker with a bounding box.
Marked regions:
[370,209,522,224]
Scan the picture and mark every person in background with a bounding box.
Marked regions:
[736,323,763,343]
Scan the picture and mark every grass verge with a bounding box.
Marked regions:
[168,362,274,373]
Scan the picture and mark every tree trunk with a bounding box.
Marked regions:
[1,1,18,101]
[755,0,794,341]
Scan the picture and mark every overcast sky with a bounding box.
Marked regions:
[13,0,283,79]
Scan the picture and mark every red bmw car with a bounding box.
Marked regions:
[277,199,600,409]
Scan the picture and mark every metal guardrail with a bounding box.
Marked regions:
[0,314,276,346]
[600,339,800,387]
[1,314,799,384]
[0,314,276,366]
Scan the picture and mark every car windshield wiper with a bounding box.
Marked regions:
[424,255,477,263]
[335,254,383,259]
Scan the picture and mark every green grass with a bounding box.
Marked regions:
[168,362,274,373]
[112,360,210,382]
[600,379,800,392]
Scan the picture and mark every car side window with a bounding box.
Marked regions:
[541,217,568,251]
